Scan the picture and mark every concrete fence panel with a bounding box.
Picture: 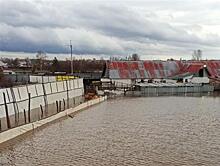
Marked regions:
[27,85,38,97]
[44,83,52,95]
[12,88,21,101]
[17,100,29,113]
[43,76,49,83]
[57,81,64,92]
[51,82,58,93]
[35,84,44,96]
[0,89,8,104]
[68,80,73,90]
[0,105,6,118]
[18,86,28,100]
[74,79,79,89]
[48,76,56,83]
[47,93,67,105]
[31,96,45,109]
[6,88,13,103]
[0,78,85,132]
[70,79,74,90]
[78,79,83,88]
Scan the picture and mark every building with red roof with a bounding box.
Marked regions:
[104,60,220,85]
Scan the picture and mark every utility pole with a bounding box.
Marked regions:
[70,40,73,74]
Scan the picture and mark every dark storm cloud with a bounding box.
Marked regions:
[0,0,220,59]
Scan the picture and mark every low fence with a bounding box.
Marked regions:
[126,84,214,96]
[0,78,84,132]
[3,74,79,85]
[4,74,30,84]
[30,75,56,83]
[30,75,79,83]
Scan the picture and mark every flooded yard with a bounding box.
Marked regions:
[1,96,220,166]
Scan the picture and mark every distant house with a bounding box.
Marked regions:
[171,63,210,83]
[3,69,15,75]
[0,60,8,68]
[18,59,32,68]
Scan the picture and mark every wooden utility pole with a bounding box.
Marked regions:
[70,40,73,74]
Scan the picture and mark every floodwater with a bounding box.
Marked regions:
[1,96,220,166]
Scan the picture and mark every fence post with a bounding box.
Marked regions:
[59,100,62,112]
[3,92,11,129]
[66,80,70,109]
[23,109,27,124]
[28,93,31,123]
[10,88,19,126]
[56,101,59,113]
[63,99,66,110]
[0,119,1,132]
[42,83,48,116]
[40,104,44,119]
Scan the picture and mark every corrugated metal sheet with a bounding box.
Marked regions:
[106,60,220,79]
[107,61,181,79]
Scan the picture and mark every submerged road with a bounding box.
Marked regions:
[1,96,220,166]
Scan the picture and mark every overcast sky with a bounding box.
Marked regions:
[1,0,220,60]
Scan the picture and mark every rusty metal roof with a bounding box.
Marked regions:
[106,60,220,79]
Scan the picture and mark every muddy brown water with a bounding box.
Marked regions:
[1,96,220,166]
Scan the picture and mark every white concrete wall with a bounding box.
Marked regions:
[114,79,132,85]
[30,76,56,83]
[190,77,210,84]
[0,78,84,118]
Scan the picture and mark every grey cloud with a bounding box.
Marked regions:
[0,0,220,59]
[53,3,220,47]
[0,24,65,53]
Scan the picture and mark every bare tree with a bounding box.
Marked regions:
[25,57,31,67]
[12,58,20,68]
[192,50,202,60]
[131,53,140,61]
[36,51,47,71]
[51,57,60,73]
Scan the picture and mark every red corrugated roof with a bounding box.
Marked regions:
[106,60,220,79]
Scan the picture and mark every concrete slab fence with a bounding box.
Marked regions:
[0,78,84,132]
